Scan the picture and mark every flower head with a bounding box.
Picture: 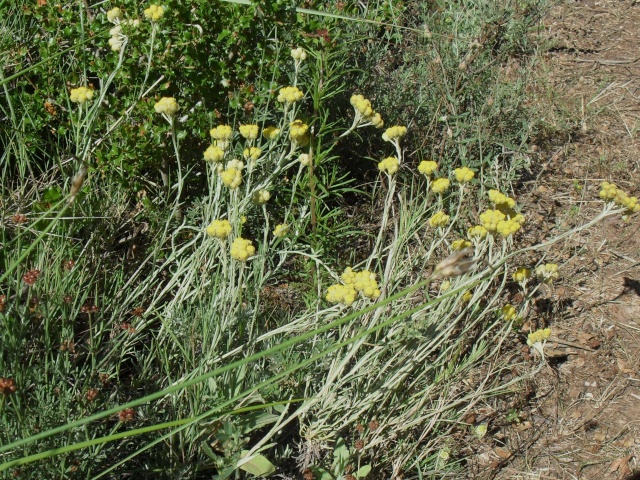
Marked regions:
[479,209,506,232]
[289,120,309,147]
[382,125,407,142]
[204,145,225,162]
[108,26,125,51]
[496,218,521,237]
[512,267,531,284]
[298,153,311,166]
[230,237,255,262]
[262,126,280,140]
[277,86,304,104]
[144,4,164,21]
[326,284,357,306]
[0,378,17,395]
[501,304,517,321]
[418,160,438,177]
[69,86,94,104]
[291,47,307,61]
[535,263,558,283]
[239,124,259,140]
[210,125,233,141]
[350,94,373,117]
[488,190,516,209]
[454,167,475,183]
[428,211,450,228]
[527,327,551,346]
[467,225,488,239]
[243,147,262,161]
[154,97,179,116]
[599,181,618,201]
[451,239,472,251]
[273,224,289,238]
[431,178,450,194]
[378,156,399,175]
[220,167,242,189]
[252,189,271,205]
[107,7,123,23]
[206,219,232,239]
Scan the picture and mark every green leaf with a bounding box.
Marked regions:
[43,186,63,202]
[238,451,276,477]
[357,465,372,478]
[332,437,350,474]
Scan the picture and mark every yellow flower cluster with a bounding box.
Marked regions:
[239,124,259,140]
[263,126,280,140]
[479,209,503,231]
[107,7,122,22]
[462,291,473,302]
[143,4,164,21]
[277,86,304,104]
[230,237,255,262]
[512,267,531,284]
[291,47,307,61]
[535,263,558,283]
[378,156,399,175]
[599,182,640,215]
[243,147,261,161]
[429,211,450,228]
[69,86,94,104]
[210,125,233,141]
[289,120,309,146]
[326,284,357,306]
[341,267,381,299]
[204,145,225,163]
[467,225,488,239]
[273,224,289,238]
[431,178,450,194]
[496,218,521,237]
[382,125,407,142]
[206,219,232,239]
[527,328,551,346]
[298,153,311,166]
[501,304,517,321]
[349,94,384,128]
[154,97,179,116]
[454,167,475,183]
[488,189,516,209]
[418,160,438,177]
[252,189,271,205]
[220,160,244,190]
[452,239,472,251]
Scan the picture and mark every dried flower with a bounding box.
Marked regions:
[298,153,311,166]
[0,378,17,395]
[0,295,6,312]
[291,47,307,61]
[535,263,558,283]
[368,420,379,431]
[86,388,99,402]
[23,269,40,286]
[117,408,136,422]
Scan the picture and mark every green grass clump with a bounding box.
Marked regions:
[2,1,637,479]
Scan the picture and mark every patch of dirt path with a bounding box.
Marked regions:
[471,1,640,479]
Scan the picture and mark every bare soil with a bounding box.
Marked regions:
[466,1,640,478]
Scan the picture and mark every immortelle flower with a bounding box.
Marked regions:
[243,147,262,161]
[108,26,125,51]
[239,124,259,140]
[431,178,450,194]
[262,126,280,140]
[382,125,407,142]
[599,181,618,201]
[488,190,516,209]
[277,86,304,104]
[204,145,225,163]
[418,160,438,177]
[220,167,242,189]
[467,225,488,239]
[501,304,517,321]
[298,153,311,166]
[289,120,309,147]
[273,224,289,238]
[496,218,521,237]
[479,209,506,232]
[462,291,473,302]
[349,94,384,128]
[252,189,271,205]
[454,167,475,183]
[69,86,94,104]
[351,270,381,299]
[527,328,552,357]
[210,124,233,140]
[535,263,558,283]
[206,219,232,239]
[107,7,123,23]
[143,4,164,21]
[451,239,472,251]
[512,267,531,284]
[291,47,307,61]
[154,97,179,116]
[378,156,399,175]
[428,211,450,228]
[326,284,357,306]
[230,237,255,262]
